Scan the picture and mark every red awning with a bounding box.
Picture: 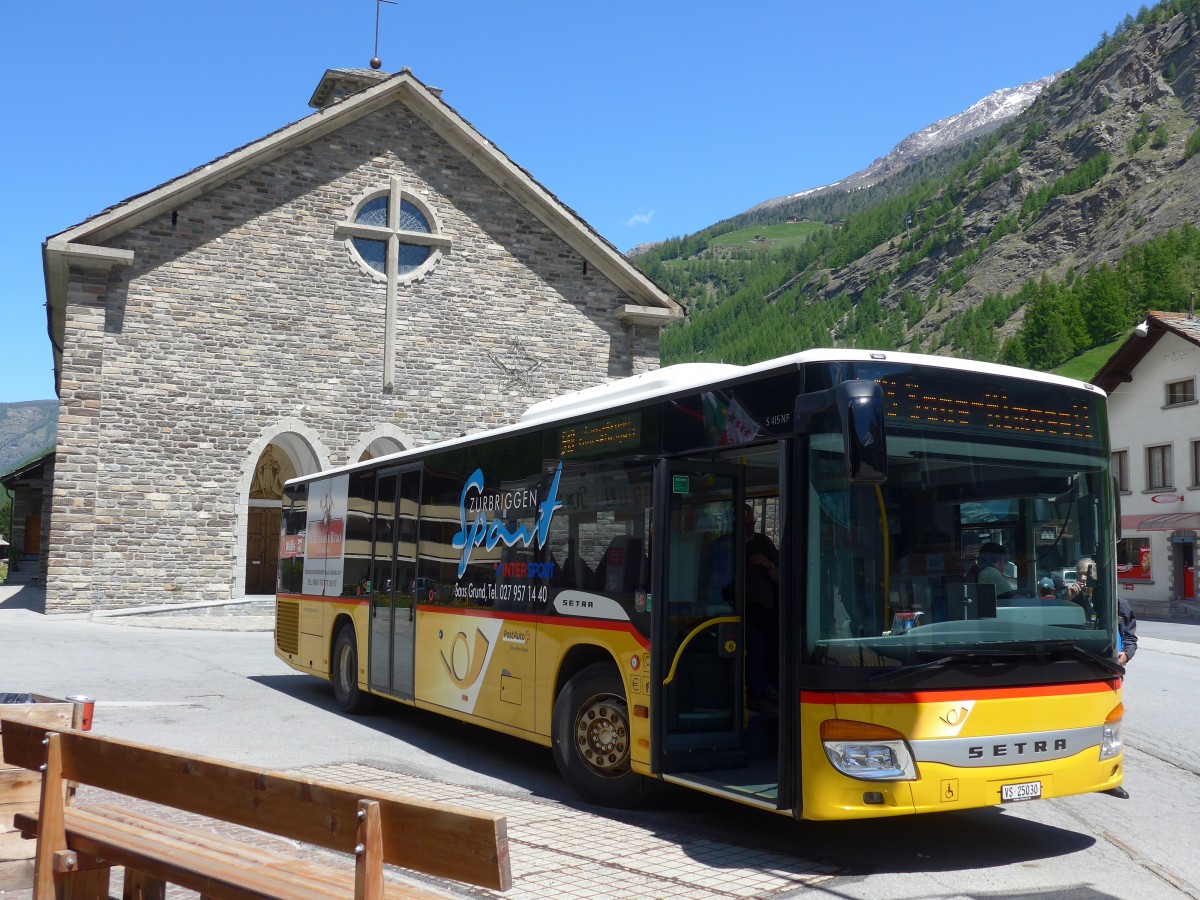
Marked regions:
[1121,513,1200,532]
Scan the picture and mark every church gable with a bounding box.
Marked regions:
[97,99,651,419]
[40,69,679,609]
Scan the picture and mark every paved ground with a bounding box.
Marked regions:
[0,584,840,898]
[4,582,1197,898]
[9,771,835,900]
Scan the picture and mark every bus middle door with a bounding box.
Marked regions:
[652,461,746,773]
[368,464,421,700]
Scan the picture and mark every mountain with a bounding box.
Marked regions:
[0,401,57,477]
[750,74,1061,211]
[648,0,1200,373]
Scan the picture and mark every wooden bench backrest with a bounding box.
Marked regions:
[0,718,510,891]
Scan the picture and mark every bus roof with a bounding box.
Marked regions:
[285,349,1105,487]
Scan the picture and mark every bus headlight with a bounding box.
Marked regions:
[1099,703,1123,761]
[820,719,918,781]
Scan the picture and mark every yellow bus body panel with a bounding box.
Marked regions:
[276,597,656,760]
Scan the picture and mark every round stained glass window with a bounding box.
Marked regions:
[342,187,445,282]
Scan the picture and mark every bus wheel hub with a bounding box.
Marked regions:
[576,696,628,774]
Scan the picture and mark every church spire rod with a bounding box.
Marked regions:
[371,0,397,70]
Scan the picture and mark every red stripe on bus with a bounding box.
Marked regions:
[800,680,1119,706]
[414,604,651,649]
[277,593,369,606]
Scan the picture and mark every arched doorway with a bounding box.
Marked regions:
[245,444,298,595]
[358,435,405,462]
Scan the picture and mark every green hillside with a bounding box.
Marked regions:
[708,222,827,250]
[1051,337,1126,383]
[644,0,1200,375]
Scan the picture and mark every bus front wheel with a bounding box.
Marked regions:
[552,663,652,808]
[332,625,376,714]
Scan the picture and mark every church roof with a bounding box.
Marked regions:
[1092,310,1200,394]
[42,69,680,394]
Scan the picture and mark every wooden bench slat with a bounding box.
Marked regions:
[1,718,510,892]
[82,805,434,898]
[0,767,44,806]
[20,808,319,900]
[65,805,361,895]
[18,807,443,900]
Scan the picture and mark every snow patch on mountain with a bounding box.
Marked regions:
[752,74,1061,210]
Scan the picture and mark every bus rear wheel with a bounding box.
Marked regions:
[332,625,376,714]
[552,662,652,808]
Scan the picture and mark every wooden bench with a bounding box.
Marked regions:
[1,718,511,898]
[1,696,81,891]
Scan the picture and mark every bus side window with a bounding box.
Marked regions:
[554,538,594,589]
[593,535,646,594]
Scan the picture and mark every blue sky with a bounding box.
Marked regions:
[2,0,1142,403]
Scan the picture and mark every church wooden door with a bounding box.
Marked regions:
[246,507,281,595]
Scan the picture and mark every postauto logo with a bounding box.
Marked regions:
[494,561,557,580]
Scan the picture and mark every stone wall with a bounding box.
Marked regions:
[45,101,662,611]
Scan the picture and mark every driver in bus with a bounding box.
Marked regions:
[976,542,1018,598]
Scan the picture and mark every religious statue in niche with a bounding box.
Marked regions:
[249,446,285,500]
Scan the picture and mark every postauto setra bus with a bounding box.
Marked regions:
[274,349,1125,819]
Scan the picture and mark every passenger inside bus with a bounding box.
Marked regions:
[743,503,779,716]
[1065,555,1098,620]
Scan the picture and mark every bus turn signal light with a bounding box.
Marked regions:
[1100,703,1124,760]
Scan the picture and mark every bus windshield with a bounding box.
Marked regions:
[802,364,1117,676]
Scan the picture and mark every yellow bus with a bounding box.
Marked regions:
[274,349,1125,819]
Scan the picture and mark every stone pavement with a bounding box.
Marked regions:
[0,584,842,897]
[2,767,839,899]
[298,764,838,899]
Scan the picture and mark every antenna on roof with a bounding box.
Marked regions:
[371,0,397,70]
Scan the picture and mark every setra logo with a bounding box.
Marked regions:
[939,701,975,733]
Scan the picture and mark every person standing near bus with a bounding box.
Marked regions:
[1116,595,1138,666]
[1107,593,1138,800]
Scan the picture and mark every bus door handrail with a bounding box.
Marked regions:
[663,615,740,686]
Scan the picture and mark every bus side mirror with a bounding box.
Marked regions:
[792,379,888,484]
[839,381,888,484]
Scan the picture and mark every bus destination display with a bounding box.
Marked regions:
[879,374,1099,441]
[559,413,642,459]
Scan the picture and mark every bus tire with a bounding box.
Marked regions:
[332,625,376,714]
[552,662,652,808]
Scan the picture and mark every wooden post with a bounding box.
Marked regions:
[355,799,383,900]
[32,733,65,899]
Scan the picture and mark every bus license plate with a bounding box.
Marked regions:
[1001,781,1042,802]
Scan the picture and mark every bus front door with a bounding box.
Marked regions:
[652,462,745,772]
[369,465,421,700]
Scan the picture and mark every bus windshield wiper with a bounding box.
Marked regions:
[1044,641,1125,677]
[864,648,1034,685]
[864,655,954,685]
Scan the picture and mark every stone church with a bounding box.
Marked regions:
[27,67,680,612]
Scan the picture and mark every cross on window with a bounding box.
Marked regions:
[336,176,451,391]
